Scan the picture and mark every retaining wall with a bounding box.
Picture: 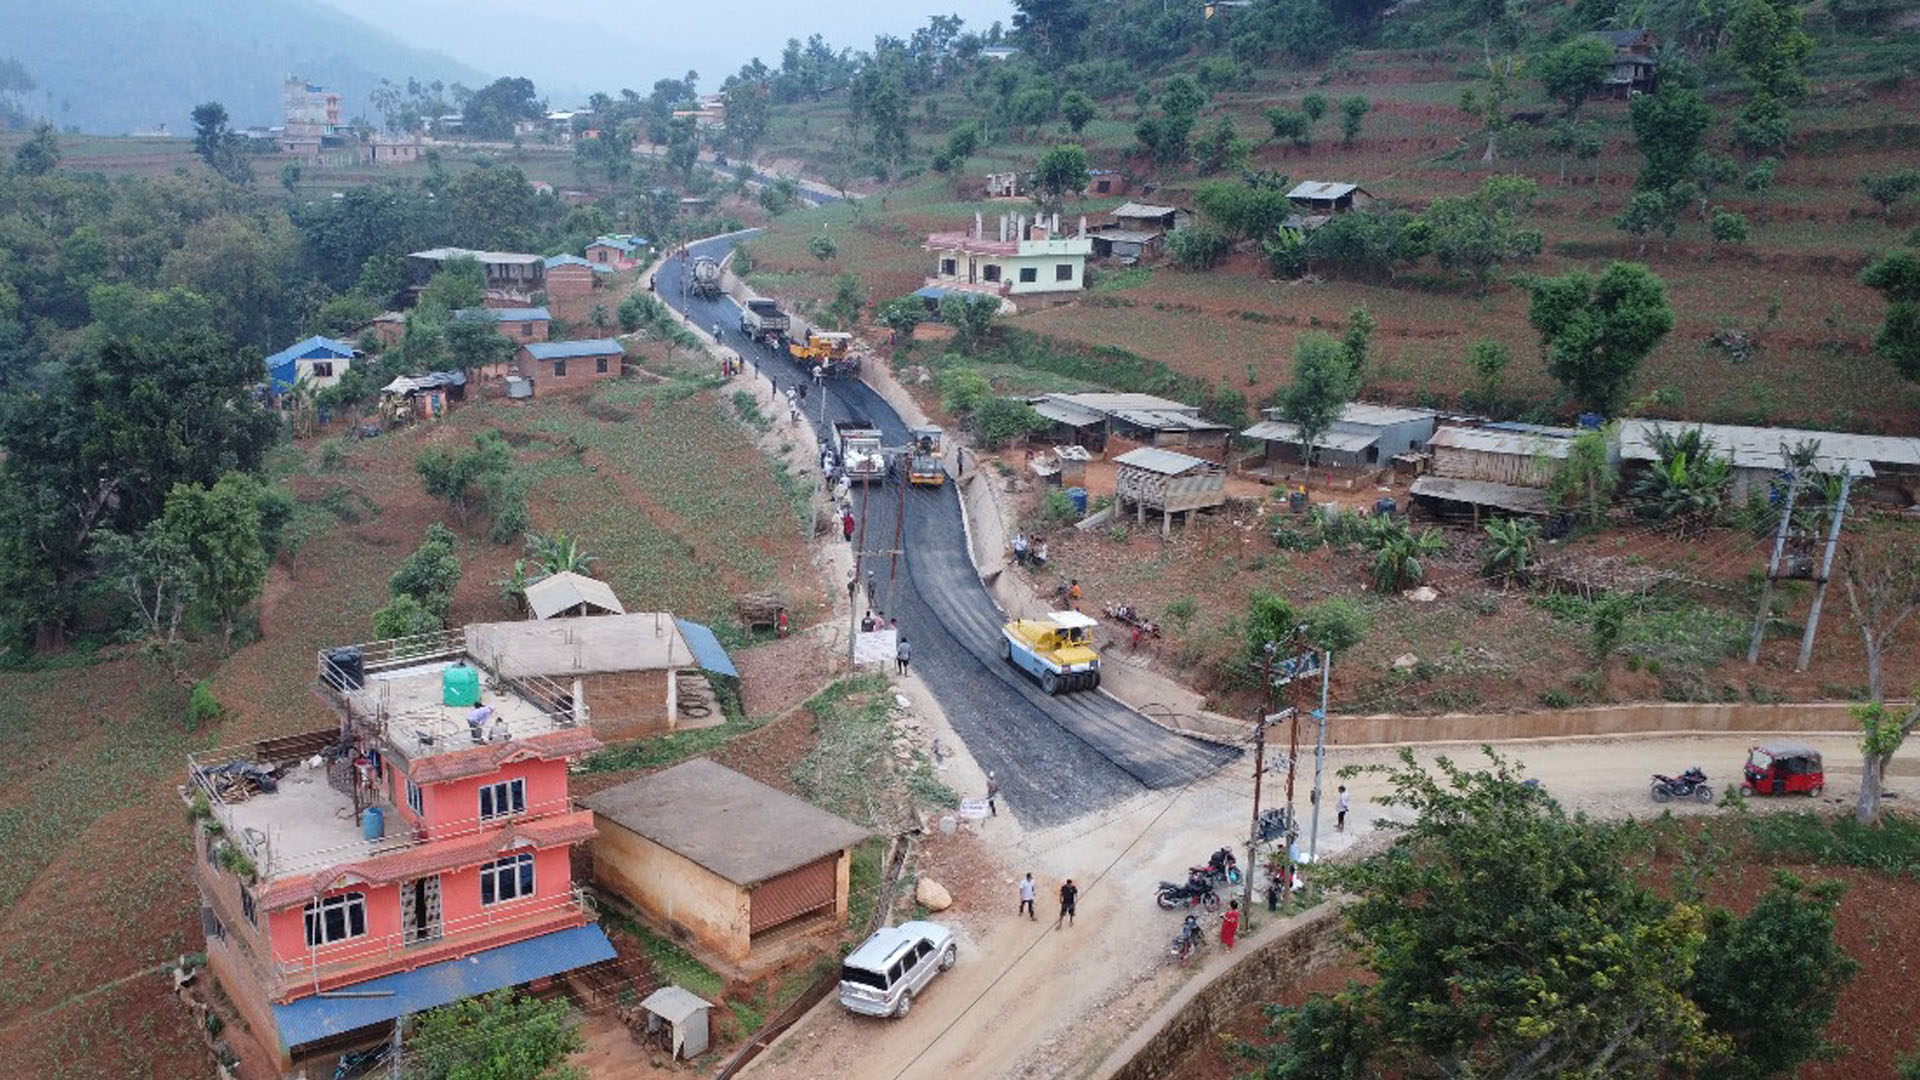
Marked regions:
[1322,700,1876,746]
[1098,905,1346,1080]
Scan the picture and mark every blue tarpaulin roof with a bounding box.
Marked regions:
[912,286,951,300]
[270,925,614,1049]
[673,617,738,678]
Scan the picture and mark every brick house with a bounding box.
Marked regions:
[584,235,648,271]
[543,254,611,300]
[455,306,551,345]
[516,339,626,390]
[186,629,616,1069]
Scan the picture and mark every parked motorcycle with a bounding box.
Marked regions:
[1155,875,1222,911]
[1650,767,1714,804]
[334,1044,392,1080]
[1168,913,1206,964]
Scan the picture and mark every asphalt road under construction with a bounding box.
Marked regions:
[656,232,1239,828]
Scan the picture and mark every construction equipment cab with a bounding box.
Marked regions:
[908,425,945,487]
[1001,611,1101,694]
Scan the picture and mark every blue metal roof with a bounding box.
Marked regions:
[265,335,356,370]
[544,254,592,269]
[270,925,615,1049]
[524,339,624,360]
[673,617,738,678]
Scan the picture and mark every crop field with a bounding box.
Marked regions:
[0,355,818,1076]
[747,39,1920,434]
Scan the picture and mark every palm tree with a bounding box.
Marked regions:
[285,374,319,439]
[525,530,598,577]
[1481,518,1541,586]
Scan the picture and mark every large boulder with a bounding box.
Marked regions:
[916,877,953,912]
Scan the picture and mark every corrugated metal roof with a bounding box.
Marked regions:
[1287,181,1366,201]
[1087,226,1162,243]
[524,339,624,360]
[582,759,869,886]
[523,571,624,620]
[673,617,738,678]
[264,335,356,370]
[270,926,616,1048]
[1337,402,1435,426]
[1108,408,1228,432]
[1111,202,1182,219]
[1409,475,1552,514]
[1031,398,1106,427]
[641,986,711,1024]
[544,254,595,269]
[1046,392,1197,415]
[1429,426,1574,458]
[410,247,545,265]
[1241,420,1379,453]
[459,306,551,323]
[1114,447,1217,475]
[1617,419,1917,472]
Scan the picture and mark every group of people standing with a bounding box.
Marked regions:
[1009,531,1049,567]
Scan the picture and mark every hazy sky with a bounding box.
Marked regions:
[322,0,1018,103]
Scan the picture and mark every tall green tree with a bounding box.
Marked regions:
[1422,175,1542,293]
[1530,261,1675,413]
[939,293,1000,353]
[1860,249,1920,381]
[1030,143,1091,215]
[1630,86,1713,193]
[162,471,268,652]
[1861,170,1920,222]
[462,76,545,140]
[1535,36,1613,118]
[417,257,487,316]
[1279,332,1361,475]
[443,312,518,375]
[0,331,278,644]
[1726,0,1814,155]
[1060,90,1095,134]
[390,523,463,623]
[190,101,253,186]
[10,124,59,176]
[1339,95,1370,146]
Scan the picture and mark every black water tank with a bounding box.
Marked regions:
[324,647,365,691]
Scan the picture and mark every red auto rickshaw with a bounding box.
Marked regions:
[1740,743,1825,798]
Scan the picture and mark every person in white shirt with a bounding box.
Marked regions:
[1018,873,1036,920]
[1337,785,1351,831]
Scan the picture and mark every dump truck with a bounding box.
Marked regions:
[834,418,887,484]
[1000,611,1101,694]
[908,425,945,487]
[738,297,789,341]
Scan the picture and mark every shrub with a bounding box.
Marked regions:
[372,593,442,638]
[188,679,226,730]
[1041,490,1078,525]
[1167,226,1230,270]
[973,398,1048,449]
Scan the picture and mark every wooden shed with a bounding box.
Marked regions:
[1114,447,1227,536]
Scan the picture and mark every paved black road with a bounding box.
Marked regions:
[658,234,1238,828]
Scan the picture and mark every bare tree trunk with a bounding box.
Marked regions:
[1857,753,1887,825]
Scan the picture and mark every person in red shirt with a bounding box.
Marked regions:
[1220,899,1241,951]
[775,607,789,638]
[842,511,855,542]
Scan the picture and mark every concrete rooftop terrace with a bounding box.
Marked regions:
[341,659,571,763]
[212,764,415,880]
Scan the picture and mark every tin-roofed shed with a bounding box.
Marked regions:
[1243,402,1436,470]
[582,759,869,972]
[1114,447,1227,536]
[523,571,624,619]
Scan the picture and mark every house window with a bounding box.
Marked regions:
[594,250,607,262]
[983,264,1001,282]
[1055,263,1074,282]
[552,359,567,377]
[940,258,957,276]
[480,853,535,905]
[311,361,333,378]
[202,906,226,942]
[405,778,424,817]
[303,892,368,947]
[596,356,610,374]
[479,778,526,821]
[1096,179,1112,194]
[1018,267,1038,284]
[521,323,534,336]
[240,886,258,927]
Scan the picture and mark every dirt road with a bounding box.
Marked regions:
[747,731,1864,1080]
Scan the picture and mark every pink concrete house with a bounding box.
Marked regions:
[187,630,614,1069]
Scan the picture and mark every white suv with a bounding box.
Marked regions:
[837,921,957,1018]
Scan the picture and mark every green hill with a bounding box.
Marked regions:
[0,0,486,134]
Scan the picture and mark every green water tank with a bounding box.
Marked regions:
[442,664,481,707]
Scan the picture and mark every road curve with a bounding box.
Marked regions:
[656,233,1238,828]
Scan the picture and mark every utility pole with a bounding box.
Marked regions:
[1306,648,1332,867]
[388,1013,403,1079]
[1747,470,1801,664]
[1796,470,1852,671]
[1245,642,1279,915]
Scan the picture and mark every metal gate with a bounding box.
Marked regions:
[749,856,837,935]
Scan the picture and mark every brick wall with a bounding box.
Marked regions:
[582,669,672,737]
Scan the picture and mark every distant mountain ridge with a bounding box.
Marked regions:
[0,0,486,134]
